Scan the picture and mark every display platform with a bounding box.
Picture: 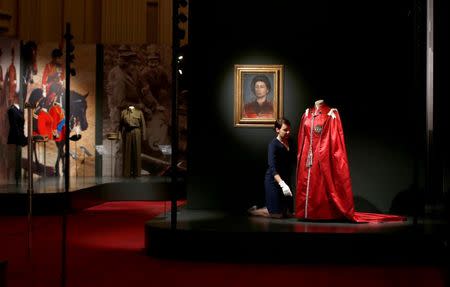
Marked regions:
[0,176,185,215]
[145,208,448,264]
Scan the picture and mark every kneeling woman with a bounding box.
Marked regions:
[249,118,294,218]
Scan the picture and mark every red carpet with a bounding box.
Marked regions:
[0,201,446,287]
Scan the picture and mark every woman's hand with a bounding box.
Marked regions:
[278,180,292,197]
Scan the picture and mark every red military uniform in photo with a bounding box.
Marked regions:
[49,103,66,142]
[42,62,64,94]
[295,103,406,223]
[42,62,65,85]
[37,109,54,140]
[6,63,17,103]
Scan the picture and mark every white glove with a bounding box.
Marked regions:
[278,180,292,197]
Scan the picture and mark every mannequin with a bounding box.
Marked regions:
[296,100,405,223]
[120,106,146,177]
[7,98,27,185]
[7,99,27,146]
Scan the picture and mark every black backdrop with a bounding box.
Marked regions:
[185,0,428,214]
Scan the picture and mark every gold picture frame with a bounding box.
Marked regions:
[234,64,283,127]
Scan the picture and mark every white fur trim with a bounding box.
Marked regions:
[327,108,337,119]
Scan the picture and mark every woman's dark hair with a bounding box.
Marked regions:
[251,74,271,94]
[274,118,290,130]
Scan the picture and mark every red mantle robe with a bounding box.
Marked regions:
[295,104,405,223]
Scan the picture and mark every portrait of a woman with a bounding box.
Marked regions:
[243,74,274,118]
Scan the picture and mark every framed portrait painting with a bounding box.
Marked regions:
[234,64,283,127]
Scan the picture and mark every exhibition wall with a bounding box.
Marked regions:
[0,40,181,183]
[187,0,426,214]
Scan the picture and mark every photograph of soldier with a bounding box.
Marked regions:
[24,43,96,178]
[103,44,173,177]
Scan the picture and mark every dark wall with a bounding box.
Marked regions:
[435,0,450,217]
[186,0,426,214]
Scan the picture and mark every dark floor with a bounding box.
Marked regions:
[146,208,449,264]
[0,176,171,194]
[0,176,182,215]
[1,201,446,287]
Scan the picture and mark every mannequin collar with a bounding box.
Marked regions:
[312,102,330,115]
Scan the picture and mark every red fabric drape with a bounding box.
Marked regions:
[295,103,405,223]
